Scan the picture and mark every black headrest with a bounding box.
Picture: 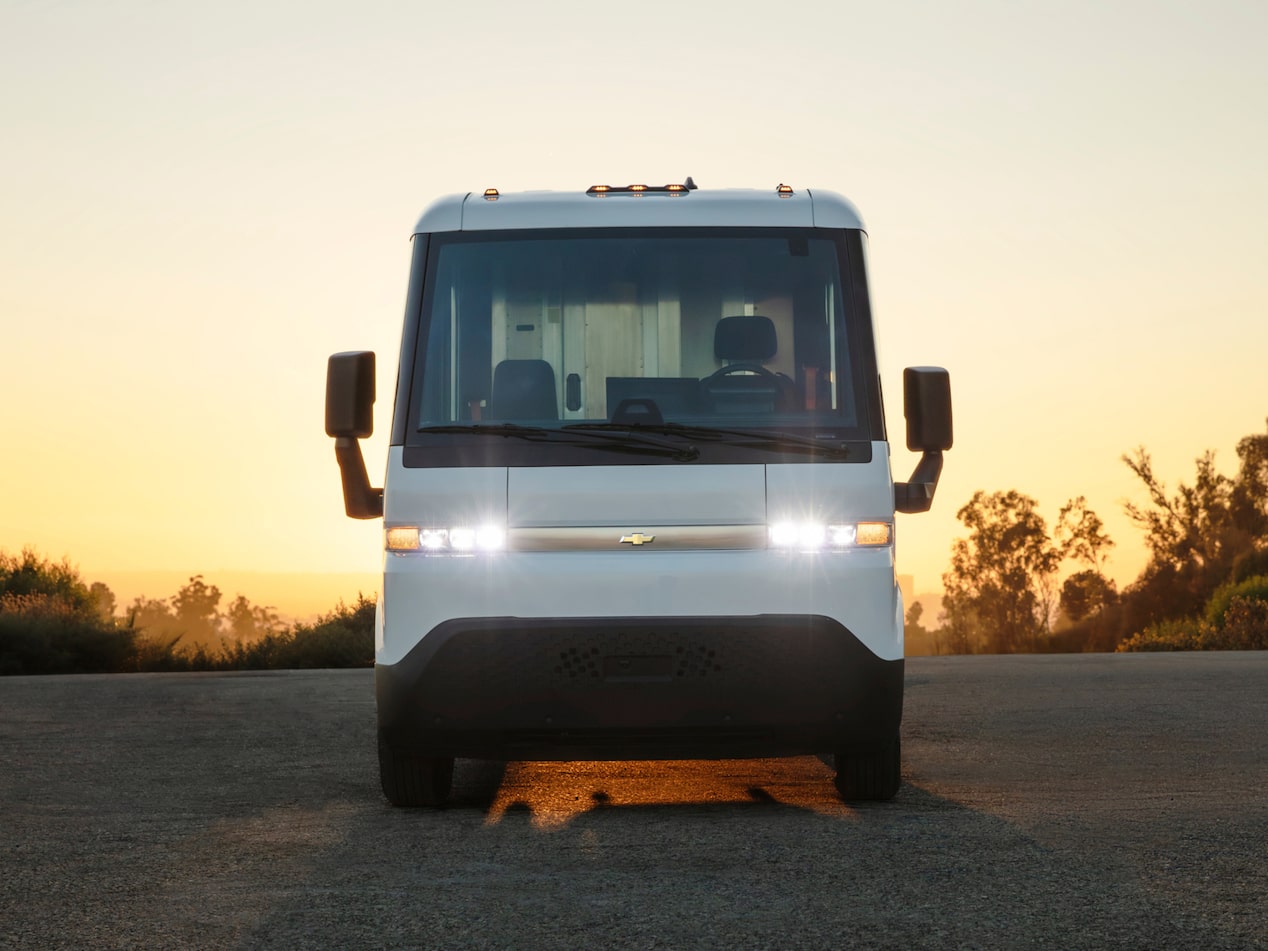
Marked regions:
[491,359,557,419]
[715,315,777,362]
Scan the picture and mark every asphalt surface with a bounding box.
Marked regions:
[1,653,1265,950]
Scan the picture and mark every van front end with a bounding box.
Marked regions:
[325,182,951,806]
[374,456,905,769]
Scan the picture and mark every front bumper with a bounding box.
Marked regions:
[376,614,903,760]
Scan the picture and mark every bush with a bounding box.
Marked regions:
[129,593,376,672]
[1118,593,1268,652]
[1218,597,1268,649]
[0,549,94,610]
[1117,616,1203,652]
[0,593,136,675]
[1204,575,1268,627]
[277,595,375,669]
[1,547,377,674]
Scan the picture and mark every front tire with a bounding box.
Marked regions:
[834,737,901,802]
[379,742,454,807]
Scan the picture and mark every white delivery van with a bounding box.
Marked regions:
[325,180,951,807]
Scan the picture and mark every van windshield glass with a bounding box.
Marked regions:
[414,229,867,439]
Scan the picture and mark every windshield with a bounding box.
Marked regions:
[407,227,879,463]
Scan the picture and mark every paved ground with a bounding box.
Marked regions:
[1,653,1265,950]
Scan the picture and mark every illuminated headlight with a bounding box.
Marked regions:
[419,529,447,550]
[386,525,505,553]
[768,521,891,551]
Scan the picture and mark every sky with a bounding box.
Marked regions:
[2,0,1266,618]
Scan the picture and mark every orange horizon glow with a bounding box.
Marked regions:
[3,2,1266,625]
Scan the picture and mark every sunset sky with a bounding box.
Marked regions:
[3,0,1266,618]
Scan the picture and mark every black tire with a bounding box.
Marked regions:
[834,737,901,802]
[378,742,454,807]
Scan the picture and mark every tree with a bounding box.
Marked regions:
[0,548,93,612]
[942,490,1063,653]
[127,596,177,640]
[1122,448,1239,575]
[224,595,283,644]
[1053,496,1117,628]
[1230,422,1268,541]
[1122,425,1268,620]
[88,582,116,621]
[171,575,223,648]
[904,600,941,655]
[1055,496,1115,573]
[1059,569,1118,624]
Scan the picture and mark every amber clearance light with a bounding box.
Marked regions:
[387,525,505,553]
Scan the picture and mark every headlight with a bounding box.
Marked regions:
[386,525,505,553]
[768,521,891,551]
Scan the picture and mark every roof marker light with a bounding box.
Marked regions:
[483,188,499,200]
[586,182,695,196]
[776,183,794,196]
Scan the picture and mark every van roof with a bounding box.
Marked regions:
[413,186,865,234]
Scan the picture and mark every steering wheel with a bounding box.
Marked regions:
[702,363,798,411]
[703,363,782,384]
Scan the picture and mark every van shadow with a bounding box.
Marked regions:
[398,755,1232,950]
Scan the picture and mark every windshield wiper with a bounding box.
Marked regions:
[564,422,852,458]
[418,424,699,461]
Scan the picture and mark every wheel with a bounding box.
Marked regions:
[378,742,454,807]
[834,737,901,802]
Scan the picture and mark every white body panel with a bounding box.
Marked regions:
[507,465,765,527]
[377,445,901,666]
[415,188,865,235]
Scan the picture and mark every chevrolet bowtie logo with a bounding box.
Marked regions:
[619,533,656,546]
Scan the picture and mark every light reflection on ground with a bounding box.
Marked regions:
[481,756,860,829]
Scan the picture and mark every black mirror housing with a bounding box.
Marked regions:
[895,367,952,514]
[326,351,376,439]
[325,350,383,520]
[903,366,953,452]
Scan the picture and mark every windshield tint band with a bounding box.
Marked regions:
[400,441,874,468]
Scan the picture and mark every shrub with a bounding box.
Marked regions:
[2,550,379,674]
[1212,597,1268,650]
[282,595,375,668]
[1117,616,1203,652]
[0,592,136,674]
[0,549,95,611]
[135,594,377,672]
[1118,593,1268,652]
[1204,575,1268,628]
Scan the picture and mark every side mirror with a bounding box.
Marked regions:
[325,351,383,519]
[895,367,952,514]
[326,351,376,438]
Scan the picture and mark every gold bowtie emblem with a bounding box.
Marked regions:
[619,533,656,546]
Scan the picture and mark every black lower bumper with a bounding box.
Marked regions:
[376,615,903,760]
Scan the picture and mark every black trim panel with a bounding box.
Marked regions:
[845,231,887,440]
[376,614,902,760]
[390,235,430,447]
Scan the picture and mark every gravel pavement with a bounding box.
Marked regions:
[1,653,1265,950]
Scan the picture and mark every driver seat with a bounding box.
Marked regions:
[702,315,796,414]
